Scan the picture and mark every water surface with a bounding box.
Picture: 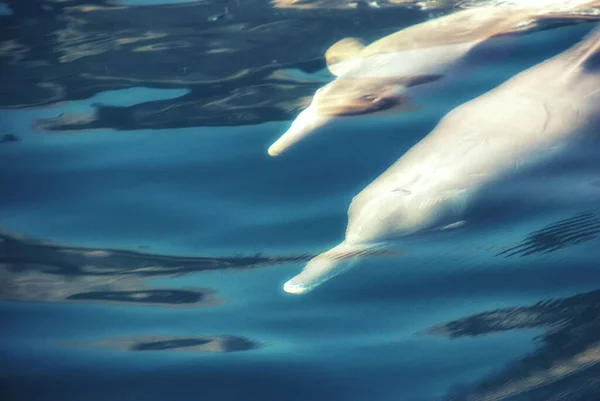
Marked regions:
[2,1,600,400]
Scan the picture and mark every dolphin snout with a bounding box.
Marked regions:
[282,241,363,294]
[282,256,339,295]
[283,278,311,294]
[268,106,329,157]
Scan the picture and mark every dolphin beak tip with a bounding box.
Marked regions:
[268,107,325,157]
[283,280,309,295]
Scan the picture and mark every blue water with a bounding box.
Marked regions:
[2,2,600,401]
[0,2,12,16]
[121,0,202,5]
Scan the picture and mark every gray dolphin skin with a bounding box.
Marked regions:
[268,1,600,157]
[283,23,600,294]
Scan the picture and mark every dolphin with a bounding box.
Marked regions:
[282,23,600,294]
[268,0,600,156]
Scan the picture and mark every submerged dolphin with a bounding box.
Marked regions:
[283,23,600,294]
[268,0,600,156]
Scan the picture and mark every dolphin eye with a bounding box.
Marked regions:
[361,94,380,102]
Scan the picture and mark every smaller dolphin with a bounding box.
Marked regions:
[268,0,600,156]
[283,23,600,294]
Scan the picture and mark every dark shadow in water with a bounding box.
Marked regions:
[0,228,312,277]
[0,227,299,307]
[0,228,274,354]
[416,209,600,400]
[66,289,210,305]
[0,134,19,144]
[495,210,600,258]
[0,263,225,308]
[426,287,600,401]
[65,335,260,353]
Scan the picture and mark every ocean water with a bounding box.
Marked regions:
[2,1,600,401]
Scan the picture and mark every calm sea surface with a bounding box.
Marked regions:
[2,1,600,400]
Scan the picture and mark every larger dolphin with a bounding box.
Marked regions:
[268,0,600,156]
[283,23,600,294]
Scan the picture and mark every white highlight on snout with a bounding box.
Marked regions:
[283,280,311,294]
[282,242,362,294]
[268,104,330,157]
[283,257,340,294]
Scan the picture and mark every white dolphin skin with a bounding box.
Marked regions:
[283,23,600,294]
[268,0,600,157]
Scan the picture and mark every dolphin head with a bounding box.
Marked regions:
[268,33,447,157]
[281,164,470,295]
[267,77,418,157]
[282,186,468,295]
[345,185,468,246]
[314,77,412,117]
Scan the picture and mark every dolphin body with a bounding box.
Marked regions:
[268,0,600,157]
[282,23,600,294]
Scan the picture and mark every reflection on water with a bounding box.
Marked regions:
[0,227,395,306]
[3,0,596,133]
[66,335,260,353]
[428,286,600,401]
[271,0,454,10]
[0,266,223,307]
[1,207,597,305]
[0,0,438,131]
[497,211,600,257]
[0,227,287,306]
[427,210,600,399]
[2,1,600,400]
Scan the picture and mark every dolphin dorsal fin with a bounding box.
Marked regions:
[563,24,600,79]
[325,37,366,76]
